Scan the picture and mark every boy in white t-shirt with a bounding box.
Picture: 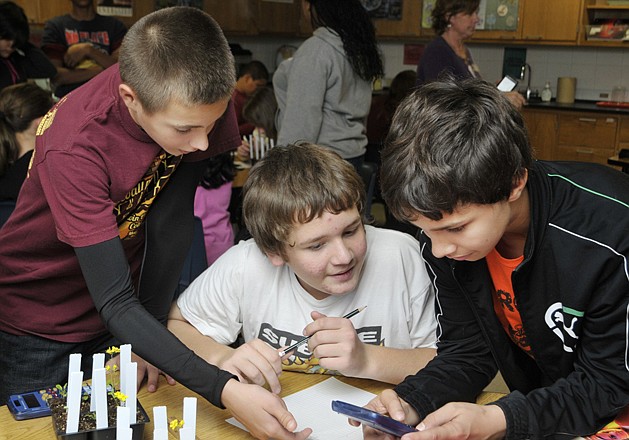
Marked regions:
[168,143,436,394]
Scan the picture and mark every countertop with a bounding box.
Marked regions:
[524,99,629,115]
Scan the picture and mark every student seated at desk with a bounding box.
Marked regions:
[168,143,437,391]
[361,78,629,439]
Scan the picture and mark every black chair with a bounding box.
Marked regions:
[358,161,378,223]
[174,216,208,297]
[0,200,16,229]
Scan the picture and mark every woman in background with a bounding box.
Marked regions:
[274,0,383,169]
[417,0,524,108]
[0,1,56,90]
[0,82,53,201]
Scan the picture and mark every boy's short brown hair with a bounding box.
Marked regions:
[243,143,365,260]
[118,6,236,114]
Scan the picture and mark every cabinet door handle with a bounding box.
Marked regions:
[576,148,594,155]
[524,35,543,40]
[578,118,597,123]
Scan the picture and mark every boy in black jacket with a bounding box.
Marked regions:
[366,77,629,440]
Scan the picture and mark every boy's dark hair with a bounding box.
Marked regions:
[243,142,365,260]
[432,0,480,34]
[0,1,29,50]
[305,0,383,82]
[238,60,269,82]
[118,6,235,114]
[198,151,235,190]
[380,77,532,222]
[242,86,277,139]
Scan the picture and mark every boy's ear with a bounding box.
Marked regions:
[508,169,529,202]
[266,252,286,267]
[118,84,141,112]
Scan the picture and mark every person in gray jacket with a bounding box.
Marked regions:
[363,77,629,439]
[273,0,383,169]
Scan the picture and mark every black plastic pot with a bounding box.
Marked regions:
[51,400,149,440]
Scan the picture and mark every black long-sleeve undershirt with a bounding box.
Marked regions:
[74,160,236,408]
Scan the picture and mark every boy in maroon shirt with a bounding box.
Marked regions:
[0,7,310,440]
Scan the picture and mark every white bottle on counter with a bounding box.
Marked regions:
[541,81,552,102]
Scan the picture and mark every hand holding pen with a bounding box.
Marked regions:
[278,306,367,357]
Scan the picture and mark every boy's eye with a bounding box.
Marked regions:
[175,128,191,134]
[448,226,464,233]
[343,228,358,237]
[308,243,323,251]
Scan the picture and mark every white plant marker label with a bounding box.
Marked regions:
[119,344,132,397]
[183,396,197,435]
[153,406,168,440]
[65,370,83,434]
[90,352,105,411]
[92,367,108,429]
[123,361,138,423]
[116,405,130,439]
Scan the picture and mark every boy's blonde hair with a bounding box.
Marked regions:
[118,7,236,114]
[243,143,365,260]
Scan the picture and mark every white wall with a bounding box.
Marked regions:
[230,36,629,101]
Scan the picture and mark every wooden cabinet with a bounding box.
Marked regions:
[374,1,422,38]
[580,0,629,46]
[205,0,255,35]
[520,0,582,43]
[617,117,629,153]
[522,109,557,161]
[253,0,302,35]
[556,113,618,165]
[523,107,626,167]
[16,0,153,30]
[470,0,582,44]
[14,0,69,24]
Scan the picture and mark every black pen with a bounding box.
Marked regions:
[278,306,367,357]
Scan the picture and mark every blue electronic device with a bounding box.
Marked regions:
[7,384,111,421]
[6,386,61,420]
[332,400,418,437]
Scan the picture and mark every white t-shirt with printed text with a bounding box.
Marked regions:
[177,225,436,375]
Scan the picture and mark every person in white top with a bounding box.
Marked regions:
[168,142,437,395]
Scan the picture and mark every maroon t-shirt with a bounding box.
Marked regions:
[0,65,239,342]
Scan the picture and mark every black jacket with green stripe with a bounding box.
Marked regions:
[395,160,629,440]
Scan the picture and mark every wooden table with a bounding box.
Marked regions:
[0,373,505,439]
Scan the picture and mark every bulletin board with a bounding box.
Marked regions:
[477,0,519,31]
[361,0,402,20]
[422,0,519,31]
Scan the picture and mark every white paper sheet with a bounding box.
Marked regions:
[226,377,376,439]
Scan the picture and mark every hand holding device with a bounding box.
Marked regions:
[497,75,518,92]
[332,400,418,437]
